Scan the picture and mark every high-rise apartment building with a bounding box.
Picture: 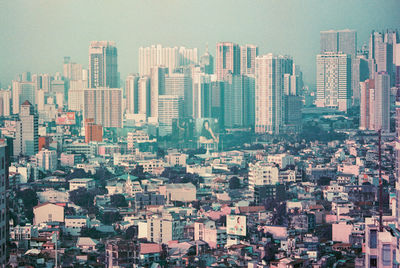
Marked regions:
[138,76,151,116]
[150,66,168,118]
[0,90,11,116]
[89,41,118,88]
[14,101,38,157]
[83,88,122,128]
[373,72,390,133]
[316,52,352,112]
[240,44,259,75]
[125,74,139,114]
[63,57,83,81]
[216,42,241,81]
[139,45,198,76]
[255,54,288,134]
[359,72,390,133]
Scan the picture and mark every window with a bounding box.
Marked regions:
[382,244,391,266]
[369,230,377,249]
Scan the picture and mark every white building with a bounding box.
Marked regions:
[36,149,58,171]
[69,178,96,191]
[267,154,295,169]
[159,183,196,203]
[139,44,198,76]
[316,52,351,112]
[146,212,185,244]
[65,216,89,236]
[33,203,64,225]
[158,95,184,136]
[83,88,122,128]
[165,152,188,167]
[255,54,290,134]
[248,161,279,192]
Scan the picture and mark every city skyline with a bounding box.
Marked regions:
[0,0,399,87]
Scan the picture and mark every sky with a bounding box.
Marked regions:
[0,0,399,88]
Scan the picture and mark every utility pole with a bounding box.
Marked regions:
[379,129,383,232]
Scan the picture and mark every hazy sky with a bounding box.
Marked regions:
[0,0,399,88]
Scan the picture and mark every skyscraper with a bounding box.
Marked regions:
[125,74,139,114]
[158,95,184,136]
[240,44,259,75]
[0,141,7,266]
[138,76,151,116]
[150,66,168,118]
[216,42,241,81]
[12,81,35,114]
[316,52,352,112]
[83,88,122,128]
[320,29,356,57]
[139,45,198,76]
[192,72,211,119]
[255,54,287,134]
[89,41,118,88]
[200,45,214,74]
[373,72,390,133]
[14,101,38,156]
[359,79,374,130]
[165,72,192,117]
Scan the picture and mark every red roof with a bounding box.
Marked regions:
[140,243,162,254]
[238,206,265,213]
[22,100,32,106]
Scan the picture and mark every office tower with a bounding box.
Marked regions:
[210,81,224,125]
[240,44,259,75]
[352,55,370,104]
[255,54,287,134]
[200,45,214,74]
[0,141,7,266]
[63,59,83,81]
[216,42,241,80]
[51,75,65,94]
[0,90,11,116]
[359,79,374,130]
[12,81,35,114]
[192,72,211,118]
[373,72,390,133]
[320,30,338,54]
[89,41,118,88]
[320,29,356,57]
[165,72,192,117]
[224,74,244,128]
[369,31,394,82]
[41,73,51,92]
[150,66,168,118]
[396,43,400,89]
[158,95,184,136]
[85,118,103,143]
[284,95,303,132]
[138,76,151,116]
[14,101,38,156]
[125,74,139,114]
[139,45,198,76]
[83,88,122,128]
[316,52,352,112]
